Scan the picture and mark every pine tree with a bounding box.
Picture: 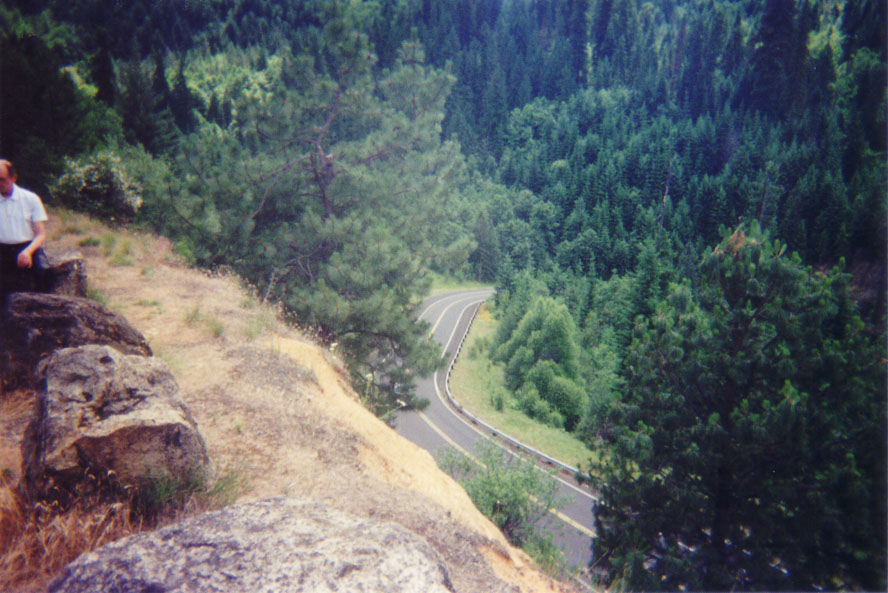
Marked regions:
[206,93,223,126]
[742,0,803,118]
[175,36,475,419]
[117,61,178,155]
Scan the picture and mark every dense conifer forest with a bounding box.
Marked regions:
[1,1,885,589]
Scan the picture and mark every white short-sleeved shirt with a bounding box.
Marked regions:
[0,184,48,244]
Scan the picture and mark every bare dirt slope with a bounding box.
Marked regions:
[4,211,574,592]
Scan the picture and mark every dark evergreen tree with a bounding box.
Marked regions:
[741,0,804,118]
[117,61,178,155]
[468,208,501,282]
[151,50,172,102]
[91,36,117,106]
[585,224,886,591]
[169,61,198,133]
[206,93,223,126]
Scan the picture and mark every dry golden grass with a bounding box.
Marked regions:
[1,478,134,592]
[0,468,239,593]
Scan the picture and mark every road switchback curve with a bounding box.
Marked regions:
[395,289,597,576]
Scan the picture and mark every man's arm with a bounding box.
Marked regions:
[17,220,46,268]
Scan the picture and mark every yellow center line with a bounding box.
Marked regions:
[418,289,494,324]
[416,407,480,464]
[424,292,491,337]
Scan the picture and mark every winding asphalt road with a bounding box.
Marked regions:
[394,289,597,577]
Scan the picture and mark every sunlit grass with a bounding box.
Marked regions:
[61,224,85,235]
[184,304,225,337]
[206,317,225,338]
[427,272,494,295]
[110,252,134,266]
[243,310,276,340]
[448,304,595,469]
[100,233,117,256]
[154,346,185,372]
[185,304,202,325]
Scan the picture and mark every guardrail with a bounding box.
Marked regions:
[441,299,581,478]
[440,297,598,590]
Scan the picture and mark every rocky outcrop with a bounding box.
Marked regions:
[45,251,88,297]
[49,498,455,593]
[22,344,209,496]
[0,292,151,390]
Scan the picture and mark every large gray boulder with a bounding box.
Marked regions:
[49,498,455,593]
[1,292,152,390]
[22,344,209,495]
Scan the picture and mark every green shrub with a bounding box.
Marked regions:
[185,304,202,325]
[174,240,195,264]
[523,532,572,580]
[131,468,242,523]
[490,387,506,412]
[437,442,565,546]
[51,152,143,221]
[517,385,564,429]
[468,336,489,360]
[205,316,225,337]
[99,233,117,256]
[111,252,134,266]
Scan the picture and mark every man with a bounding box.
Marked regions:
[0,159,49,304]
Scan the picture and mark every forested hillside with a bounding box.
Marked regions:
[1,1,885,590]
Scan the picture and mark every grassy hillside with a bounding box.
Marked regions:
[0,210,576,593]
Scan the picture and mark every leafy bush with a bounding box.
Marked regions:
[51,152,143,221]
[493,296,588,428]
[468,336,489,360]
[489,387,506,412]
[438,441,565,546]
[523,532,572,581]
[517,385,564,429]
